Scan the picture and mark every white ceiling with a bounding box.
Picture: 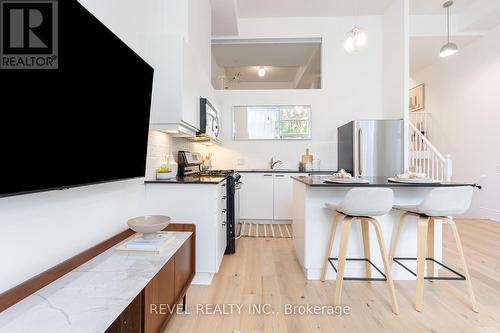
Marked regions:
[236,0,395,18]
[212,42,320,67]
[410,0,470,15]
[410,35,477,74]
[235,0,471,18]
[212,0,497,77]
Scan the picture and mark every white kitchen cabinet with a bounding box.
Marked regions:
[239,173,307,221]
[145,181,227,285]
[239,173,274,220]
[217,181,227,268]
[273,174,295,220]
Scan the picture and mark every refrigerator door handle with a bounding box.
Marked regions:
[358,128,363,176]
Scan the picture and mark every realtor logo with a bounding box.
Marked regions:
[0,0,58,69]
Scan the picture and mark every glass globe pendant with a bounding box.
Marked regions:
[344,27,367,53]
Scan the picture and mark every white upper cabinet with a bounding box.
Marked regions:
[136,0,216,136]
[139,35,215,135]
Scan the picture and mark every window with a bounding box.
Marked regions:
[278,106,311,138]
[233,105,312,140]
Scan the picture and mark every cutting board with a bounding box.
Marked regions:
[301,148,313,164]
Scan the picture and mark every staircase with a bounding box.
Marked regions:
[409,112,452,182]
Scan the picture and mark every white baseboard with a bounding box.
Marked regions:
[478,207,500,222]
[192,272,214,285]
[462,207,500,222]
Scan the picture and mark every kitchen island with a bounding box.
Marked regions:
[291,176,476,280]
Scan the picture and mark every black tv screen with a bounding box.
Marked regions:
[0,0,154,197]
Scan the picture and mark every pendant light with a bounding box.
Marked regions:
[439,1,458,57]
[257,67,266,77]
[344,0,367,53]
[344,27,367,53]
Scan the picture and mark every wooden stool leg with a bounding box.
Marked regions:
[333,216,353,305]
[416,216,429,312]
[389,212,408,269]
[427,218,435,279]
[446,218,479,313]
[368,218,400,315]
[361,219,372,280]
[321,213,340,281]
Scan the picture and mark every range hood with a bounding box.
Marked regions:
[150,122,198,138]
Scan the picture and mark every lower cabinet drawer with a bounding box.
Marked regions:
[143,258,176,333]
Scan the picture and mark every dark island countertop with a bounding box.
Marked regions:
[145,176,226,185]
[292,176,477,188]
[238,169,337,174]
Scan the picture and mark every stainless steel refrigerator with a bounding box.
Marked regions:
[337,119,404,177]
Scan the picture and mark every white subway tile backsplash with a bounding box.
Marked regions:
[145,130,207,180]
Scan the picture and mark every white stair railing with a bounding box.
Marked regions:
[409,122,452,182]
[409,112,433,140]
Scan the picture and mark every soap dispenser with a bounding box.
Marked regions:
[166,155,178,177]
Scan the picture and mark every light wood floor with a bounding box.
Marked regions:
[165,219,500,333]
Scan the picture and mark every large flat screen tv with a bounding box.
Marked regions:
[0,0,154,198]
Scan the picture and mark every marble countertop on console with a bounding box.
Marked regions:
[0,232,192,333]
[237,169,337,174]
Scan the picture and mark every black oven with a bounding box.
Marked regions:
[225,173,241,254]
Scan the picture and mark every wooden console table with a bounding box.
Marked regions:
[0,224,195,333]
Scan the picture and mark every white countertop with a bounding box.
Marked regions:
[0,231,192,333]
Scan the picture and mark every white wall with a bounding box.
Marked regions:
[382,0,409,118]
[0,0,213,293]
[209,16,386,170]
[211,53,226,89]
[0,180,146,293]
[77,0,169,53]
[411,25,500,220]
[382,0,410,168]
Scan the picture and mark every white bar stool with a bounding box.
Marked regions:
[390,186,478,312]
[321,188,399,315]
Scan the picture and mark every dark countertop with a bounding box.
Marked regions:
[238,169,337,174]
[292,176,477,188]
[145,176,226,185]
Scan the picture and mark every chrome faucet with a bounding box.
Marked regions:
[270,157,283,169]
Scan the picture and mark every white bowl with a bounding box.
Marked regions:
[156,172,175,180]
[127,215,171,239]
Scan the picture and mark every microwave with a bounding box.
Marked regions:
[197,97,221,142]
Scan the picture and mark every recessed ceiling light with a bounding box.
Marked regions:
[257,67,266,77]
